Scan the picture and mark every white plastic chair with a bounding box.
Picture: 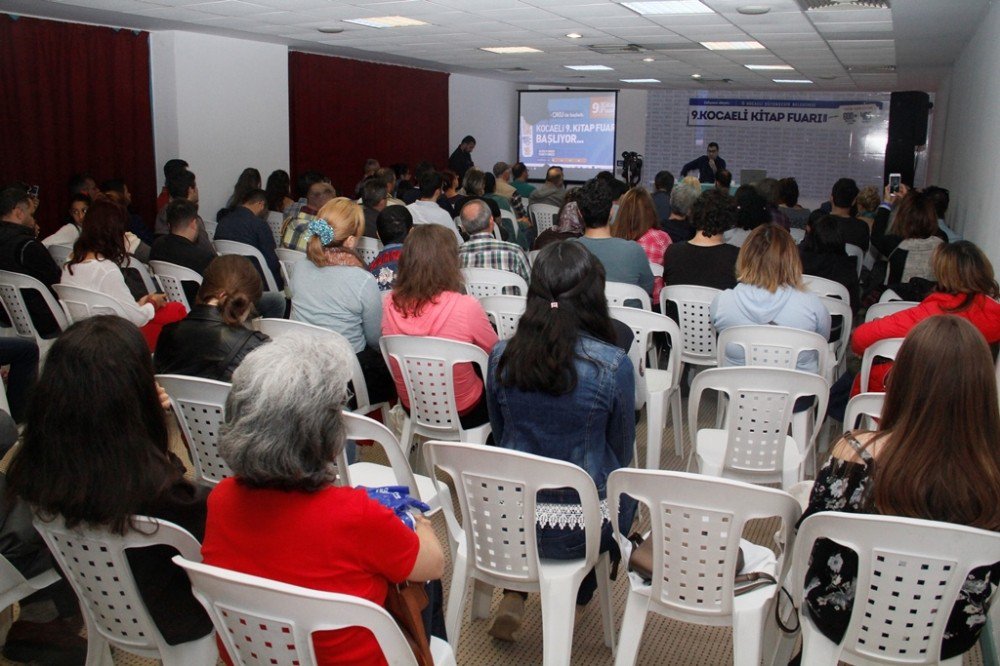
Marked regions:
[155,374,233,487]
[716,325,833,381]
[858,337,904,394]
[213,240,279,292]
[423,441,616,664]
[0,554,60,633]
[845,243,864,276]
[499,208,518,241]
[528,249,541,266]
[648,262,664,279]
[275,247,306,292]
[609,306,683,468]
[607,469,800,666]
[659,285,721,369]
[47,243,74,266]
[266,210,284,246]
[864,300,918,322]
[256,318,388,419]
[149,260,203,311]
[529,203,560,235]
[605,281,651,311]
[789,227,805,244]
[878,288,904,303]
[690,366,829,490]
[173,557,455,666]
[479,294,526,340]
[462,267,528,298]
[125,257,159,295]
[355,236,382,265]
[792,513,1000,666]
[802,274,850,302]
[842,392,885,431]
[33,514,218,666]
[380,336,491,467]
[0,270,68,359]
[52,283,133,324]
[818,295,853,380]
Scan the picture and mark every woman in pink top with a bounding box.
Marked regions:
[382,224,499,426]
[611,186,671,303]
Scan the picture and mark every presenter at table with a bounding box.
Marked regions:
[681,142,726,183]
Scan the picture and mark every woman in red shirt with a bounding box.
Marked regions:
[202,333,445,666]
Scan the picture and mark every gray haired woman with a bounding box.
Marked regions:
[201,332,445,664]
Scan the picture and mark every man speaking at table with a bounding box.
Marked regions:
[681,142,726,183]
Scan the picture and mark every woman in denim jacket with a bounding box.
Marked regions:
[485,240,637,641]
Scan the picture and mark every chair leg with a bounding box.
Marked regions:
[645,393,665,470]
[594,555,616,651]
[445,555,470,650]
[538,576,580,666]
[471,580,493,620]
[670,389,683,458]
[160,633,218,666]
[84,633,114,666]
[612,589,649,666]
[732,605,766,666]
[800,616,841,665]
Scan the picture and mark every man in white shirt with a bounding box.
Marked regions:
[406,170,463,244]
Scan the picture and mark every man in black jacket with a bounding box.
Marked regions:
[448,135,476,180]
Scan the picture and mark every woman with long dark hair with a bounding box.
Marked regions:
[800,315,1000,661]
[6,316,213,646]
[264,169,294,214]
[484,241,636,641]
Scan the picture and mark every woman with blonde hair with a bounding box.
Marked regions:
[711,223,830,373]
[612,186,671,303]
[290,197,395,403]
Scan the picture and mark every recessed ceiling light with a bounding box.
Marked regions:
[736,4,771,14]
[643,57,655,62]
[565,65,614,71]
[621,78,661,83]
[701,40,765,50]
[480,46,542,54]
[343,16,427,28]
[745,64,793,70]
[691,73,702,78]
[316,27,344,34]
[773,78,813,83]
[566,32,583,39]
[621,1,714,16]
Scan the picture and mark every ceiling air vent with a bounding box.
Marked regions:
[801,0,890,9]
[847,64,897,74]
[497,67,530,72]
[587,42,701,55]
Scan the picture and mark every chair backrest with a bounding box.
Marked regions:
[275,247,306,288]
[155,374,233,486]
[716,325,833,380]
[0,553,59,612]
[354,236,382,266]
[173,556,420,666]
[859,337,904,393]
[462,267,528,298]
[125,257,158,295]
[266,211,284,246]
[47,243,73,266]
[529,203,560,235]
[213,240,279,292]
[527,249,541,266]
[878,288,904,303]
[864,300,918,323]
[649,262,664,279]
[0,270,68,341]
[660,284,721,367]
[818,295,853,370]
[34,514,203,658]
[52,283,131,324]
[843,392,885,431]
[609,306,682,406]
[605,281,652,310]
[148,260,202,311]
[256,319,380,412]
[608,469,800,618]
[380,335,489,439]
[802,274,850,302]
[793,513,1000,665]
[479,294,526,340]
[845,243,864,276]
[339,411,424,497]
[423,441,601,585]
[690,366,829,477]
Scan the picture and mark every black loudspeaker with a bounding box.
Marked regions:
[885,91,932,185]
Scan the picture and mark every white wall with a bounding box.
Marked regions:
[616,88,648,179]
[449,74,520,171]
[150,31,289,223]
[932,1,1000,262]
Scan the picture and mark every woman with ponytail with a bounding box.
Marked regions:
[155,255,269,381]
[382,224,498,426]
[483,240,637,642]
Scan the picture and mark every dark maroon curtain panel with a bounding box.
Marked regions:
[289,52,449,198]
[0,14,156,236]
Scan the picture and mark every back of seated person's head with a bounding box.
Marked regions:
[307,198,364,265]
[893,190,938,239]
[295,170,326,199]
[923,185,950,218]
[734,185,770,231]
[6,315,173,534]
[167,170,196,200]
[715,169,732,190]
[166,198,198,234]
[932,240,998,299]
[654,170,675,193]
[855,186,880,214]
[376,167,396,188]
[376,205,412,246]
[607,178,628,202]
[69,199,128,268]
[778,177,799,207]
[363,158,380,174]
[459,199,492,235]
[575,177,613,229]
[163,158,188,179]
[545,166,564,186]
[196,255,262,326]
[801,214,846,254]
[265,170,291,209]
[512,162,528,180]
[755,178,781,206]
[464,195,500,223]
[221,331,354,492]
[873,314,1000,528]
[440,169,459,192]
[68,173,95,195]
[362,178,388,208]
[391,163,410,182]
[101,178,126,197]
[737,223,801,291]
[690,189,738,237]
[611,187,656,241]
[669,180,701,217]
[595,171,615,184]
[417,170,442,199]
[391,224,461,317]
[483,172,497,195]
[463,168,485,197]
[0,186,29,219]
[831,177,859,209]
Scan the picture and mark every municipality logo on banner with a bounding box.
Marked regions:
[687,98,883,130]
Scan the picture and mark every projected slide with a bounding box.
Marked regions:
[518,90,617,182]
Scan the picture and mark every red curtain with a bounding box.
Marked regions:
[289,52,449,198]
[0,14,156,237]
